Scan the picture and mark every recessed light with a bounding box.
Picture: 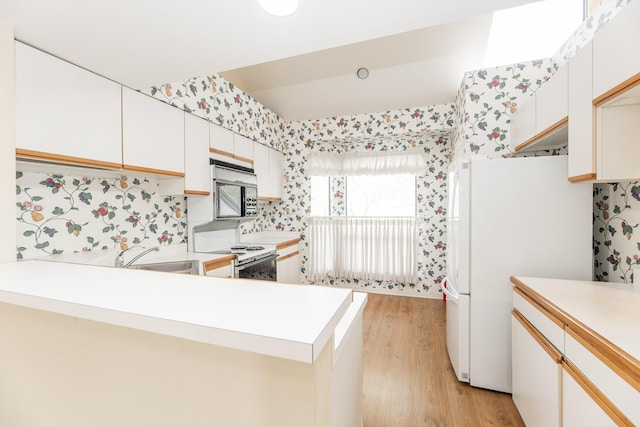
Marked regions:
[258,0,298,16]
[356,67,369,79]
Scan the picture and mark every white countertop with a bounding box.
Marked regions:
[513,277,640,363]
[0,260,353,363]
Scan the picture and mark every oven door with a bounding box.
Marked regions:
[236,253,278,281]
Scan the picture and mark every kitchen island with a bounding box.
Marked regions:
[0,260,366,426]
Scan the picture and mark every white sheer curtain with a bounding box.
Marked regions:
[308,217,418,283]
[308,150,428,176]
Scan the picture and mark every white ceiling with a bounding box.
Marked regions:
[0,0,546,121]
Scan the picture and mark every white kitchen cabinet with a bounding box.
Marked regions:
[567,41,595,182]
[510,95,536,150]
[511,291,562,427]
[568,40,640,183]
[209,124,235,158]
[536,65,568,135]
[254,143,284,201]
[276,239,301,284]
[202,257,234,278]
[122,87,185,177]
[183,113,211,195]
[209,125,254,169]
[562,364,617,427]
[592,0,640,104]
[511,64,568,154]
[233,134,254,166]
[15,41,122,169]
[564,328,639,425]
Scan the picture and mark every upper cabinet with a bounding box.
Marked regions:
[567,41,595,182]
[511,65,568,154]
[254,142,283,201]
[209,125,254,169]
[567,0,640,183]
[592,0,640,104]
[122,87,185,177]
[15,42,122,169]
[183,113,211,195]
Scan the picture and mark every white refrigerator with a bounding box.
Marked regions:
[442,155,592,393]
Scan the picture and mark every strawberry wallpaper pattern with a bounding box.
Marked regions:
[16,171,186,259]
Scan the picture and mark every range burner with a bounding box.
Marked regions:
[245,246,264,251]
[230,245,248,250]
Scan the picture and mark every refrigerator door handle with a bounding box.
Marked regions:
[441,279,460,303]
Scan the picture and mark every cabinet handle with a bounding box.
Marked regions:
[277,251,299,263]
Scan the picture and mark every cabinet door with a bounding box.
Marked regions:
[597,102,640,182]
[234,134,254,166]
[203,258,234,278]
[253,142,269,199]
[510,95,536,151]
[567,41,596,182]
[592,0,640,102]
[562,365,617,427]
[536,65,568,134]
[209,124,234,158]
[15,42,122,168]
[511,311,562,427]
[277,242,301,284]
[122,87,184,176]
[268,149,284,200]
[184,113,211,195]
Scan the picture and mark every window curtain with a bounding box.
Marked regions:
[308,217,418,283]
[308,150,427,176]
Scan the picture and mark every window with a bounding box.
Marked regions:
[310,175,329,216]
[346,174,415,217]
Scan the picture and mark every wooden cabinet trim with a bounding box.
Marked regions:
[276,238,302,250]
[563,359,633,426]
[568,172,597,183]
[514,116,569,153]
[209,148,254,166]
[122,164,185,178]
[593,71,640,107]
[512,309,562,363]
[258,196,283,202]
[512,276,640,394]
[566,325,640,393]
[277,251,299,263]
[513,286,564,329]
[184,190,210,196]
[16,149,122,170]
[202,256,235,273]
[209,147,234,158]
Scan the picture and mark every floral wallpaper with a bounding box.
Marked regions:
[16,170,187,259]
[451,59,558,160]
[141,75,284,152]
[593,183,640,283]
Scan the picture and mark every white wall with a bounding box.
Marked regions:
[0,25,16,263]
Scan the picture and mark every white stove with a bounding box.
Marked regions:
[192,229,277,281]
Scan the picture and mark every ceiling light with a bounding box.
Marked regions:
[356,68,369,79]
[258,0,298,16]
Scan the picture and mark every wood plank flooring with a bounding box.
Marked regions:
[362,293,524,427]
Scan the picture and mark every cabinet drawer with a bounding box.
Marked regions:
[202,258,234,278]
[564,328,639,425]
[513,288,564,354]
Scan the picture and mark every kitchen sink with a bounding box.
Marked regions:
[128,259,200,275]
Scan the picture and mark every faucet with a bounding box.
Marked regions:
[115,246,160,268]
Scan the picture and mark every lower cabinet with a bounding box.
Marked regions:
[202,257,234,278]
[562,362,618,427]
[511,310,562,427]
[511,280,638,427]
[276,239,301,284]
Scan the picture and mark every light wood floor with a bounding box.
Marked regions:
[362,293,524,427]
